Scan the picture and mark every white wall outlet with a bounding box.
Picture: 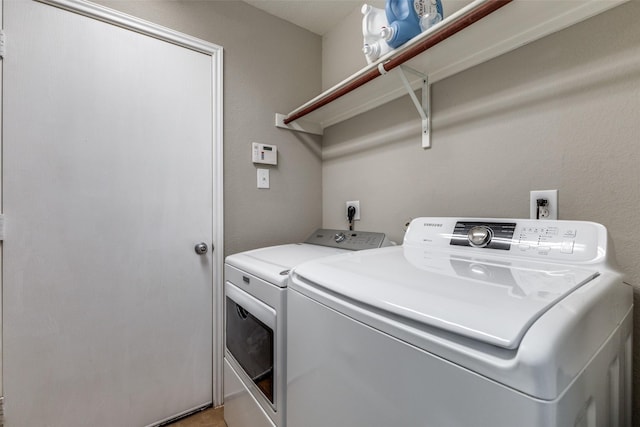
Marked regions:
[257,168,270,189]
[346,201,360,221]
[530,190,558,220]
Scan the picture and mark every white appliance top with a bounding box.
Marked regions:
[291,218,611,349]
[225,228,388,287]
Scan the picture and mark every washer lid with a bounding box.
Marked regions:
[291,246,600,349]
[225,244,349,287]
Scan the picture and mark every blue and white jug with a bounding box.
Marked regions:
[362,4,392,64]
[381,0,443,49]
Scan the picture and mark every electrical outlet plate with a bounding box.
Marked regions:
[346,200,360,221]
[530,190,558,220]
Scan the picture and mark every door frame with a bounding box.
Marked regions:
[0,0,225,407]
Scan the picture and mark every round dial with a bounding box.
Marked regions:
[334,232,346,243]
[467,226,493,248]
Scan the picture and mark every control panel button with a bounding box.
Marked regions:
[561,240,575,254]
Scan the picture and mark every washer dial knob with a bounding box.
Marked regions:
[467,226,493,248]
[334,232,346,243]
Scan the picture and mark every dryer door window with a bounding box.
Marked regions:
[225,283,275,404]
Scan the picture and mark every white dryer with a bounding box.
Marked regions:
[223,229,388,427]
[287,218,633,427]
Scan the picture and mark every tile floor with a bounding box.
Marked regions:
[166,406,227,427]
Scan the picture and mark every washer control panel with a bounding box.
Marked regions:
[515,224,581,257]
[404,218,605,263]
[450,222,516,250]
[305,228,389,251]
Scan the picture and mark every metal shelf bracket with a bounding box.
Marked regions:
[396,65,430,148]
[275,113,323,135]
[276,64,431,146]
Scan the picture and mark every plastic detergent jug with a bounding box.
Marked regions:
[362,4,392,64]
[419,0,443,32]
[381,0,444,49]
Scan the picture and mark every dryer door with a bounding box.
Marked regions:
[225,282,276,404]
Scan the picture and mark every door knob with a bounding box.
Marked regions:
[194,242,208,255]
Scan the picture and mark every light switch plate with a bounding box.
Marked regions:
[257,168,270,189]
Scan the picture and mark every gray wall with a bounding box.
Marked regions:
[322,0,640,422]
[94,0,324,256]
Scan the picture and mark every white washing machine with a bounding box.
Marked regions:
[287,217,633,427]
[223,229,389,427]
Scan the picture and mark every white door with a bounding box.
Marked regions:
[2,1,223,426]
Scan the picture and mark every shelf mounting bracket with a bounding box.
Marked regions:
[275,113,323,135]
[396,65,430,149]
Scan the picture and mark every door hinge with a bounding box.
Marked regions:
[0,29,5,59]
[0,214,5,240]
[0,396,4,426]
